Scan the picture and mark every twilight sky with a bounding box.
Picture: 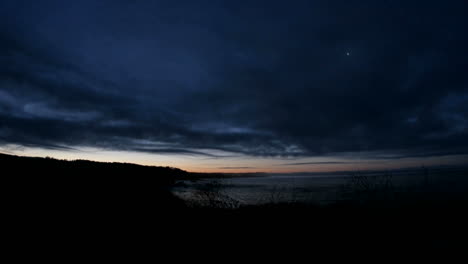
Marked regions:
[1,0,467,172]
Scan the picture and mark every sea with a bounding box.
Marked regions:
[171,167,468,207]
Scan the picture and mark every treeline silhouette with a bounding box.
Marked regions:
[1,153,187,183]
[1,153,190,219]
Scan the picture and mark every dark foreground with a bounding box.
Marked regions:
[2,153,467,258]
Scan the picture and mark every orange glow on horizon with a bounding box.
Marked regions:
[1,145,467,174]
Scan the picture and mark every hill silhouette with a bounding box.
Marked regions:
[0,152,188,183]
[1,153,190,219]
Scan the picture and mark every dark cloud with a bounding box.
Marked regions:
[1,0,467,160]
[282,162,353,166]
[218,167,255,170]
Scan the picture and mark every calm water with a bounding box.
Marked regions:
[173,174,349,206]
[172,168,468,207]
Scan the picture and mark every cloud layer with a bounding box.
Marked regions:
[1,0,468,160]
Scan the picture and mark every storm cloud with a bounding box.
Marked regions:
[1,0,468,160]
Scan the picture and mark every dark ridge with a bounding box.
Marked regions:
[0,152,188,182]
[1,153,190,217]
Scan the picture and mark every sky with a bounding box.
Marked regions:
[1,0,467,173]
